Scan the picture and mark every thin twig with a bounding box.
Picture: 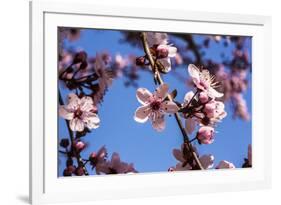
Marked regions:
[140,32,204,170]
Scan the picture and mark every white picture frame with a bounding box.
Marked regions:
[30,0,272,204]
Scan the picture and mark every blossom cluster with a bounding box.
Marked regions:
[58,30,251,176]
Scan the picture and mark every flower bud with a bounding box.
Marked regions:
[75,167,85,176]
[60,138,70,148]
[72,51,87,64]
[63,165,76,176]
[197,126,215,144]
[156,45,169,58]
[136,56,146,66]
[74,141,86,152]
[199,92,209,104]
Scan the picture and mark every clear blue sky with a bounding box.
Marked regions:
[58,29,252,176]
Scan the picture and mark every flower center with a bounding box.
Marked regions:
[74,108,83,119]
[150,101,161,111]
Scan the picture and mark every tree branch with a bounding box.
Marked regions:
[140,32,204,170]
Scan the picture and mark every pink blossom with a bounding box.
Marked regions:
[146,32,177,72]
[188,64,223,98]
[172,144,214,170]
[89,146,107,168]
[216,160,235,169]
[74,141,86,152]
[59,93,100,132]
[197,126,215,144]
[134,84,178,132]
[199,91,209,103]
[96,152,137,174]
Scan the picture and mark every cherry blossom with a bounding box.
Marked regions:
[188,64,223,98]
[146,32,177,72]
[59,93,100,132]
[171,144,214,170]
[96,152,137,174]
[216,160,235,169]
[134,83,178,131]
[89,146,108,169]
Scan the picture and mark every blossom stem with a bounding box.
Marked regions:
[140,32,204,170]
[58,90,89,175]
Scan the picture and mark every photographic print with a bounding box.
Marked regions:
[58,28,252,177]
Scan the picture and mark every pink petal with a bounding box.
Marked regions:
[216,160,235,169]
[59,106,74,120]
[66,93,80,110]
[151,112,165,132]
[199,154,214,169]
[136,88,152,105]
[161,101,178,113]
[69,118,85,132]
[83,113,100,129]
[111,152,121,168]
[175,163,192,171]
[173,149,185,162]
[155,83,169,99]
[185,118,196,134]
[146,32,168,46]
[134,105,151,123]
[208,87,224,98]
[188,64,200,84]
[168,46,177,57]
[158,58,171,72]
[80,96,94,112]
[184,91,195,104]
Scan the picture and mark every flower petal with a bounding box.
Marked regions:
[216,160,235,169]
[168,46,177,57]
[111,152,121,169]
[208,87,224,98]
[155,83,169,99]
[134,105,151,123]
[158,58,171,72]
[175,162,192,171]
[151,112,165,132]
[173,149,185,162]
[80,96,94,112]
[83,112,100,129]
[185,117,196,134]
[188,64,200,84]
[161,101,178,113]
[136,88,152,105]
[69,118,85,132]
[184,91,195,104]
[59,106,74,120]
[66,93,80,110]
[146,32,168,46]
[199,154,214,169]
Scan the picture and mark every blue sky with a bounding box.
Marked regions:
[58,29,252,176]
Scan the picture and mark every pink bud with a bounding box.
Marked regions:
[197,126,215,144]
[199,92,209,103]
[74,141,85,152]
[156,45,169,58]
[203,101,216,118]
